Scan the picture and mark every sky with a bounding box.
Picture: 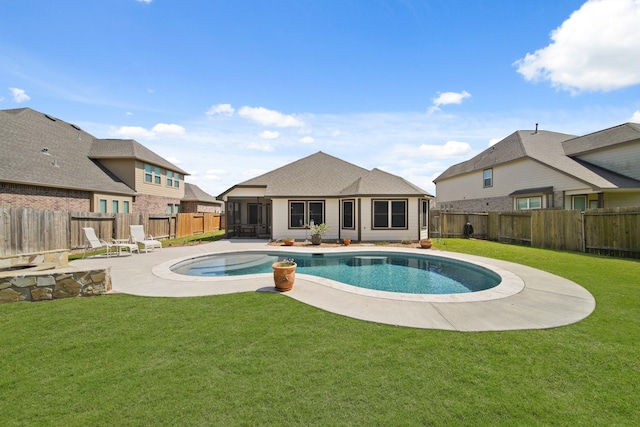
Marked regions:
[2,0,640,197]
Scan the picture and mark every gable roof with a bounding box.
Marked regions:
[220,151,432,198]
[88,139,188,175]
[0,108,135,195]
[434,130,576,181]
[182,183,220,203]
[562,122,640,156]
[434,128,640,190]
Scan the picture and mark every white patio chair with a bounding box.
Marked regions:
[82,227,114,258]
[130,225,162,253]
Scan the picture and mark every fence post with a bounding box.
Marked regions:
[581,211,586,253]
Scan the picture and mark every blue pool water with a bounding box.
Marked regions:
[170,251,501,295]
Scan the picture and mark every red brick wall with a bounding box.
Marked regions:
[133,194,182,214]
[181,201,221,213]
[0,183,90,211]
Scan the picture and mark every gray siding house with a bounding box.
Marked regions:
[434,123,640,211]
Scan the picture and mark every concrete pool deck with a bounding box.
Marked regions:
[70,240,596,332]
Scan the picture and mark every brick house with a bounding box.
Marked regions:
[0,108,217,214]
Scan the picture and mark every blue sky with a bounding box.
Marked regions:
[2,0,640,197]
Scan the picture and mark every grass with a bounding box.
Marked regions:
[69,230,226,260]
[2,239,639,425]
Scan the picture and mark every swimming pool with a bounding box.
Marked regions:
[170,251,501,295]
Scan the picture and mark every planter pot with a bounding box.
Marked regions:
[311,234,322,245]
[343,239,351,246]
[419,239,433,249]
[272,262,296,292]
[283,240,294,246]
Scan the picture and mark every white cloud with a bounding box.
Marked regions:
[515,0,640,93]
[111,123,185,139]
[630,110,640,122]
[152,123,186,135]
[165,157,181,164]
[136,0,152,4]
[247,142,274,152]
[429,90,471,113]
[299,136,314,144]
[206,103,235,117]
[238,106,304,127]
[259,130,279,139]
[488,137,502,147]
[112,126,155,139]
[9,87,30,103]
[393,140,473,159]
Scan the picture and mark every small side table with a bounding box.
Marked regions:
[112,239,140,256]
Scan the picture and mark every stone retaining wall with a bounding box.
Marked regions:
[0,250,111,304]
[0,268,111,303]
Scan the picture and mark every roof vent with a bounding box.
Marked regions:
[44,114,57,122]
[41,147,50,155]
[532,123,539,135]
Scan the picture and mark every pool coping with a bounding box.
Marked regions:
[153,247,526,303]
[70,240,597,332]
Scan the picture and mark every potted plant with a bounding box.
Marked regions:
[272,258,296,292]
[343,237,351,246]
[308,223,329,245]
[419,239,433,249]
[283,237,295,246]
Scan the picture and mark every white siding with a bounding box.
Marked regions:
[360,197,421,242]
[575,140,640,180]
[436,158,590,202]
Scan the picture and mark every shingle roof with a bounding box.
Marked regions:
[182,183,220,203]
[433,128,640,190]
[563,122,640,156]
[0,108,135,195]
[89,139,188,175]
[220,151,433,198]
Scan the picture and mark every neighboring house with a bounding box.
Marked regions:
[218,151,433,241]
[0,107,202,214]
[182,183,224,213]
[434,123,640,211]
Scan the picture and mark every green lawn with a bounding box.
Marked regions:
[2,239,638,426]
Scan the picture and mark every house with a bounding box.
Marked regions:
[218,151,433,241]
[433,123,640,211]
[182,183,224,213]
[0,107,215,214]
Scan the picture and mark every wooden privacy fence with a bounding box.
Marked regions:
[0,208,222,256]
[430,207,640,259]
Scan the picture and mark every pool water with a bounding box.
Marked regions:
[170,251,501,295]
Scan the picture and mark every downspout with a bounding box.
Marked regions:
[357,198,362,242]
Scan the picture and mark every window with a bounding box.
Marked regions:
[342,200,354,229]
[167,171,173,187]
[112,200,119,213]
[572,195,587,210]
[173,173,180,188]
[289,201,325,229]
[173,204,179,213]
[229,202,241,225]
[144,164,162,185]
[308,202,324,226]
[516,197,542,210]
[373,200,407,229]
[123,201,130,213]
[421,199,429,228]
[248,204,262,225]
[483,168,493,188]
[167,204,173,214]
[99,199,107,213]
[144,164,153,183]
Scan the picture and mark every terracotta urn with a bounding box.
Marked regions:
[283,239,294,246]
[343,238,351,246]
[419,239,433,249]
[272,261,297,292]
